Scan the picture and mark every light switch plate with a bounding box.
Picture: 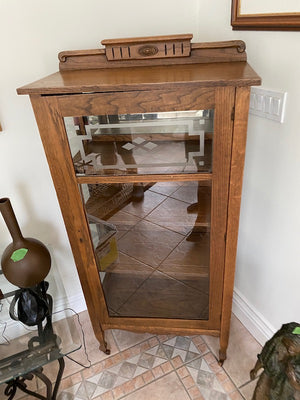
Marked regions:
[249,87,287,123]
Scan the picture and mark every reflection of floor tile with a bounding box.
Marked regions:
[170,181,199,204]
[158,263,209,295]
[117,220,184,267]
[161,237,210,270]
[146,197,197,235]
[117,271,209,319]
[107,211,141,235]
[122,190,166,218]
[103,254,154,313]
[149,181,182,196]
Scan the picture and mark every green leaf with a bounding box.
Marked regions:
[292,327,300,335]
[10,248,28,262]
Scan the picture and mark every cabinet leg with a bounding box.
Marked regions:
[219,329,229,366]
[218,348,227,366]
[99,340,111,355]
[95,325,111,355]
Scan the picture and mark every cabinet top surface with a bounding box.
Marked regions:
[17,61,261,96]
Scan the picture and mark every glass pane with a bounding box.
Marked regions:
[0,309,81,383]
[64,110,214,176]
[81,181,211,320]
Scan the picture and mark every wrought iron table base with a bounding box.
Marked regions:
[4,357,65,400]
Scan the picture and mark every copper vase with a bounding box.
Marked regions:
[0,198,51,288]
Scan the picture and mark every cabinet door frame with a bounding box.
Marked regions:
[30,85,235,340]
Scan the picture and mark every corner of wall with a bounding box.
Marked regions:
[232,287,276,345]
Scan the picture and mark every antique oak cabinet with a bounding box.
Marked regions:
[17,34,261,363]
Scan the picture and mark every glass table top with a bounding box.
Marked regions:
[0,273,81,384]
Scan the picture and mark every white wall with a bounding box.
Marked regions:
[198,1,300,340]
[0,0,299,342]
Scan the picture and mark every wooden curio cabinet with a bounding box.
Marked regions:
[18,34,261,363]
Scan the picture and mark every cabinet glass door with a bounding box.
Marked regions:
[63,107,217,321]
[64,110,214,176]
[81,180,211,320]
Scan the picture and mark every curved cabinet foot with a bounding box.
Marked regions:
[99,340,110,355]
[93,323,110,355]
[218,349,227,366]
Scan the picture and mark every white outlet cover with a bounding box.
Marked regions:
[250,87,287,123]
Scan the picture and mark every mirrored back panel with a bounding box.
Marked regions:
[64,110,214,176]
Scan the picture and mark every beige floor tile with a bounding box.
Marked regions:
[112,329,153,351]
[38,312,118,383]
[122,371,190,400]
[0,378,38,400]
[240,378,258,400]
[203,315,262,388]
[72,311,119,363]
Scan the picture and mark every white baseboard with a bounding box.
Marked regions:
[232,288,276,345]
[53,291,87,315]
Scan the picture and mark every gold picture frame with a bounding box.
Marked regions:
[231,0,300,30]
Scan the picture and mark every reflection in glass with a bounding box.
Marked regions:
[81,181,211,320]
[64,110,214,176]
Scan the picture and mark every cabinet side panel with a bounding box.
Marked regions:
[29,95,109,346]
[209,87,235,327]
[219,87,251,359]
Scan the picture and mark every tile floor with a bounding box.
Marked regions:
[0,174,262,399]
[1,312,262,400]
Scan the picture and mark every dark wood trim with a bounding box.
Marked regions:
[231,0,300,30]
[58,39,247,71]
[101,34,193,61]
